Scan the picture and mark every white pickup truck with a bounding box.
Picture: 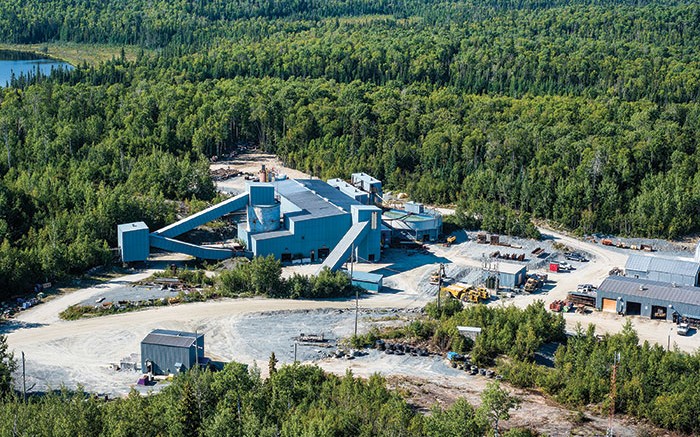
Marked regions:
[677,323,690,336]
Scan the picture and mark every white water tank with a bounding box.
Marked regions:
[247,204,281,233]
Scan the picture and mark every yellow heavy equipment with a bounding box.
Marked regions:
[442,283,473,301]
[443,235,457,247]
[466,289,480,303]
[430,264,447,285]
[442,283,489,303]
[523,277,541,293]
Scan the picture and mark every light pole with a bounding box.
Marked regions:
[352,243,359,338]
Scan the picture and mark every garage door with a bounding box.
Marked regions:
[602,298,617,313]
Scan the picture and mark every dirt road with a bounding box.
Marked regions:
[4,276,424,395]
[12,271,157,326]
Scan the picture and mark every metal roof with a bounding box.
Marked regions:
[599,276,700,307]
[296,179,361,213]
[352,172,380,184]
[276,179,349,221]
[141,329,202,348]
[327,178,366,197]
[251,230,293,241]
[625,254,700,277]
[499,262,527,275]
[118,221,148,232]
[457,326,482,334]
[349,270,383,283]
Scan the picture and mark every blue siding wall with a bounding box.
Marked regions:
[352,205,382,262]
[141,344,193,375]
[249,183,276,206]
[118,223,150,262]
[353,280,381,292]
[253,214,352,260]
[499,268,526,288]
[626,269,697,287]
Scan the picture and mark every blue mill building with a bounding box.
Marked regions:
[118,173,388,288]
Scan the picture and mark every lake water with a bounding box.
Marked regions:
[0,51,73,86]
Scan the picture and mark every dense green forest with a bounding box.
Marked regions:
[2,0,700,293]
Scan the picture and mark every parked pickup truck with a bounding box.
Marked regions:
[577,284,596,293]
[565,252,588,262]
[558,261,573,271]
[677,323,690,336]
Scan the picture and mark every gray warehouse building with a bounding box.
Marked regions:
[597,276,700,322]
[625,254,700,287]
[141,329,204,375]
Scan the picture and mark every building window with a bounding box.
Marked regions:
[371,212,378,230]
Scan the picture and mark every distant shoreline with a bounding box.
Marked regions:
[0,43,143,67]
[0,48,73,66]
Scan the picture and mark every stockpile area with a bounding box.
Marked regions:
[218,308,421,365]
[78,284,178,307]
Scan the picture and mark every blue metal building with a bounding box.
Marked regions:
[351,173,383,204]
[382,202,443,242]
[238,179,381,266]
[348,270,383,292]
[499,262,527,288]
[597,276,700,321]
[117,222,150,262]
[141,329,204,375]
[117,177,382,272]
[327,178,370,204]
[625,254,700,287]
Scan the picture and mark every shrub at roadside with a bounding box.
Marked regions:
[217,255,358,299]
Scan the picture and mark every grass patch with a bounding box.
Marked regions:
[0,42,145,66]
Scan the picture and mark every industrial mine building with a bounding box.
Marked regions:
[597,248,700,324]
[237,178,382,267]
[597,276,700,323]
[117,172,442,276]
[625,254,700,287]
[141,329,205,375]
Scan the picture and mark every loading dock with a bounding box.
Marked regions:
[602,298,617,312]
[651,305,667,320]
[626,301,641,316]
[318,247,330,259]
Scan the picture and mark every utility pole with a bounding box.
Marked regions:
[294,342,298,363]
[607,351,621,437]
[194,331,203,425]
[21,352,26,403]
[352,243,359,338]
[437,263,443,315]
